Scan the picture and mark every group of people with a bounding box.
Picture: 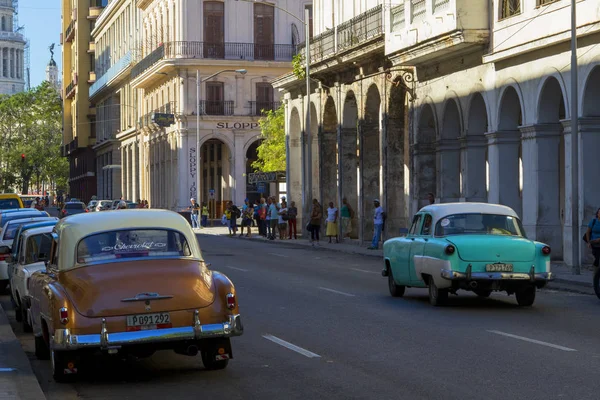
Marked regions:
[30,196,50,210]
[188,198,209,229]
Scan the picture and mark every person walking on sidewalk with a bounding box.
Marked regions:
[268,197,279,240]
[309,199,323,246]
[258,198,267,236]
[188,198,200,229]
[368,199,385,250]
[585,208,600,267]
[228,202,240,237]
[341,198,353,239]
[201,202,209,227]
[288,201,298,239]
[326,201,339,243]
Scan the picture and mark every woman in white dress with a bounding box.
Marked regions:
[326,202,338,243]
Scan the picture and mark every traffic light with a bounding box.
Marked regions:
[20,154,25,161]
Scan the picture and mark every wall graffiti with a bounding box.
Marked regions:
[189,147,197,199]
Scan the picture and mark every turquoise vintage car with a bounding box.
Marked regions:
[382,203,554,307]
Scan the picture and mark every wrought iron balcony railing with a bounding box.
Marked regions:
[249,101,281,116]
[199,100,234,116]
[65,19,76,43]
[65,80,76,99]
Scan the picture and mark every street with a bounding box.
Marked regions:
[2,233,600,400]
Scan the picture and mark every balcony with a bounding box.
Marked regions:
[65,79,76,99]
[0,31,25,42]
[65,18,76,43]
[199,101,234,116]
[89,51,133,99]
[385,0,489,66]
[131,41,297,80]
[248,101,281,116]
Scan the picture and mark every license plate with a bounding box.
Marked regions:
[126,312,171,331]
[485,263,513,272]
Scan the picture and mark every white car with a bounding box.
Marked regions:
[9,226,54,332]
[0,217,57,287]
[95,200,113,211]
[87,200,98,211]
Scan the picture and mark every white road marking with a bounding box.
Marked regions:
[351,268,379,275]
[318,287,356,297]
[224,266,249,272]
[262,334,321,358]
[268,253,289,258]
[0,368,15,372]
[487,330,577,352]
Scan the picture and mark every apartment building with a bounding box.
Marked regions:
[89,0,140,201]
[0,0,25,95]
[61,0,106,202]
[127,0,306,214]
[276,0,600,266]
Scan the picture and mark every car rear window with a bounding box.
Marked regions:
[65,203,85,209]
[434,213,526,237]
[0,199,21,209]
[76,229,192,265]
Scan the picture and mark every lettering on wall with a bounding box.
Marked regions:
[216,122,260,130]
[189,148,197,199]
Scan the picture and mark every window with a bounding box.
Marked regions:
[254,3,274,60]
[1,16,5,32]
[205,81,224,115]
[304,5,313,38]
[204,1,224,58]
[25,233,53,265]
[434,213,526,237]
[255,82,273,115]
[421,214,433,236]
[408,214,422,235]
[500,0,521,19]
[537,0,557,5]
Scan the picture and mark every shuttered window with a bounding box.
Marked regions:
[500,0,521,19]
[204,1,224,58]
[254,3,274,60]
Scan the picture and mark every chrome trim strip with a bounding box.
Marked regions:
[121,293,174,302]
[441,269,554,281]
[51,313,243,351]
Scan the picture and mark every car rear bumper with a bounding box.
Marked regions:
[52,313,243,351]
[440,268,554,282]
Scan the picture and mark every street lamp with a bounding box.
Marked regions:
[235,0,312,227]
[570,0,580,274]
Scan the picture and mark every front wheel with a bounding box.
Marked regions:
[388,268,406,298]
[201,350,229,371]
[515,286,536,307]
[593,268,600,300]
[428,278,448,306]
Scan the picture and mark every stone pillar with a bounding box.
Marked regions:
[341,128,358,238]
[234,132,246,205]
[520,124,563,259]
[360,120,381,244]
[486,130,522,216]
[436,139,461,202]
[413,129,436,209]
[320,131,337,207]
[121,145,126,198]
[0,47,3,78]
[460,135,487,202]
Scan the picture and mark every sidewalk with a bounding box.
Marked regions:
[0,304,45,400]
[197,225,597,295]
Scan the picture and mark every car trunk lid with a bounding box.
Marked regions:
[60,259,214,318]
[446,235,535,262]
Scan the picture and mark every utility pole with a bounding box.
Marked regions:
[570,0,580,274]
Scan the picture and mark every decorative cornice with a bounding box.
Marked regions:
[485,130,521,144]
[520,123,562,140]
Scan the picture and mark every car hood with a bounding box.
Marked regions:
[59,259,215,318]
[446,235,535,262]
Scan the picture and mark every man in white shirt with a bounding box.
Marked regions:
[368,199,385,250]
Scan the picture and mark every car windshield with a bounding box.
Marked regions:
[65,203,85,209]
[0,199,21,209]
[434,213,526,237]
[76,229,193,265]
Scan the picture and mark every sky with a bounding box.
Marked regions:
[19,0,62,88]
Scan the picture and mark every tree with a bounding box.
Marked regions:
[252,105,286,172]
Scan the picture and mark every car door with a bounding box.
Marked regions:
[390,214,422,283]
[408,213,433,284]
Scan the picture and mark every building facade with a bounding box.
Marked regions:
[61,0,106,202]
[45,51,61,93]
[0,0,25,95]
[276,0,600,267]
[123,0,306,214]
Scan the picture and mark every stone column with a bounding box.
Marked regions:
[234,132,246,205]
[177,131,187,210]
[460,135,487,202]
[520,124,563,258]
[486,130,522,216]
[436,139,461,202]
[0,47,3,78]
[121,145,126,198]
[413,129,436,209]
[340,128,358,238]
[8,47,13,78]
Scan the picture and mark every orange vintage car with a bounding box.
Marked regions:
[28,209,243,382]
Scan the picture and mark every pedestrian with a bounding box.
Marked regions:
[427,192,435,205]
[258,198,267,236]
[309,199,322,246]
[367,199,385,250]
[228,201,240,236]
[268,197,279,240]
[188,198,200,230]
[340,198,353,239]
[201,202,209,227]
[278,200,288,240]
[326,201,339,243]
[287,201,298,239]
[136,199,143,208]
[240,199,254,238]
[585,208,600,267]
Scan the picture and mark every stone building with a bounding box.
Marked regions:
[275,0,600,266]
[0,0,25,95]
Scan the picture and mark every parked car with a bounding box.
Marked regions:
[0,194,24,209]
[0,209,49,228]
[382,203,554,307]
[110,199,121,210]
[9,226,54,332]
[29,209,243,382]
[87,200,98,212]
[19,195,38,208]
[60,202,88,218]
[95,200,113,211]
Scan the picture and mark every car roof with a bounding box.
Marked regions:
[53,209,203,270]
[22,226,54,238]
[1,211,48,225]
[20,220,58,231]
[0,208,30,214]
[417,202,519,221]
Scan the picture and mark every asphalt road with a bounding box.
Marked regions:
[2,234,600,400]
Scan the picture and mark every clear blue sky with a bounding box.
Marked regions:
[19,0,62,88]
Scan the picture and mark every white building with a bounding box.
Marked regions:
[45,52,60,92]
[125,0,308,215]
[275,0,600,267]
[0,0,25,95]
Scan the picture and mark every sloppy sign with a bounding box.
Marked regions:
[247,171,286,185]
[216,122,259,130]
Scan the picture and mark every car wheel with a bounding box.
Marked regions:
[21,307,32,333]
[201,350,229,371]
[474,289,492,298]
[428,277,448,306]
[51,350,77,383]
[515,286,536,307]
[14,300,22,322]
[34,335,50,360]
[593,268,600,300]
[388,268,405,297]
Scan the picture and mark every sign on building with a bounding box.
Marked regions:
[247,171,286,185]
[152,113,175,127]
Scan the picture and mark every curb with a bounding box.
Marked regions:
[0,303,46,400]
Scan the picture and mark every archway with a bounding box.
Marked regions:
[385,80,408,236]
[245,140,268,204]
[416,103,437,209]
[361,84,381,243]
[464,93,488,202]
[491,86,522,216]
[288,108,303,220]
[341,91,359,238]
[200,138,232,219]
[321,96,338,210]
[439,99,462,202]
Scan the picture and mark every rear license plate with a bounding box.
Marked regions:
[126,312,171,331]
[485,263,513,272]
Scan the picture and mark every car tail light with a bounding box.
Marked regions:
[445,245,455,255]
[0,254,7,261]
[542,246,551,255]
[226,293,236,309]
[62,209,67,214]
[85,209,89,213]
[59,307,68,324]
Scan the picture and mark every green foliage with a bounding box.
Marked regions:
[292,53,306,80]
[0,81,67,193]
[252,105,286,172]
